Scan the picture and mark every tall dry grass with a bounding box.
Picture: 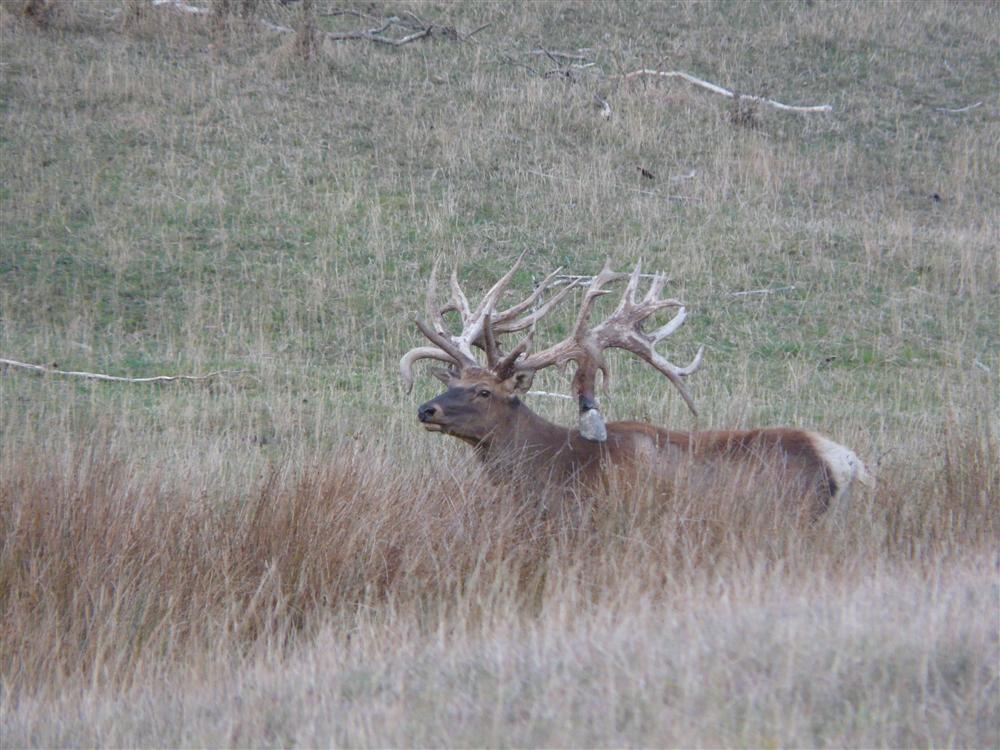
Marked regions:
[1,409,996,745]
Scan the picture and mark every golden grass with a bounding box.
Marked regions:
[1,416,996,745]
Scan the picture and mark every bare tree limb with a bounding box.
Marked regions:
[621,69,833,114]
[258,17,292,33]
[148,2,468,46]
[530,48,593,62]
[728,285,797,298]
[464,22,493,39]
[550,272,667,288]
[934,101,983,114]
[325,21,431,46]
[151,0,208,14]
[0,358,241,384]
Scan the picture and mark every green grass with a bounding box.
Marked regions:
[0,1,998,746]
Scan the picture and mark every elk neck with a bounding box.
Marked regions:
[471,398,581,476]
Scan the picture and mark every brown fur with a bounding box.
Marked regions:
[417,371,839,517]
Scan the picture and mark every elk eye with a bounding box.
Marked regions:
[477,389,492,398]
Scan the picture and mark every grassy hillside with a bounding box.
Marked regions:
[1,1,997,746]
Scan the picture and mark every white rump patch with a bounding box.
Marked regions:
[809,432,873,510]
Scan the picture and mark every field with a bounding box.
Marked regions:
[1,1,998,746]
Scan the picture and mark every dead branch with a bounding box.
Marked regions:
[621,69,833,114]
[464,22,492,39]
[934,101,983,114]
[530,48,593,62]
[147,2,467,45]
[0,358,240,384]
[150,0,208,14]
[728,285,797,298]
[550,272,668,288]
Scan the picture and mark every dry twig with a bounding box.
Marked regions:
[0,358,240,384]
[728,285,797,298]
[147,1,469,46]
[934,101,983,114]
[621,69,833,114]
[150,0,208,14]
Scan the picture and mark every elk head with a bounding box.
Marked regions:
[415,366,534,444]
[400,253,704,444]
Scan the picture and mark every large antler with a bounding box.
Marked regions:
[399,252,579,391]
[512,259,704,427]
[401,256,703,442]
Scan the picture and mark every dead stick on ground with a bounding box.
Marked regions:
[149,2,469,45]
[150,0,208,14]
[729,285,797,297]
[934,101,983,114]
[620,69,833,113]
[0,358,241,384]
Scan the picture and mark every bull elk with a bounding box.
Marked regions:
[401,254,871,516]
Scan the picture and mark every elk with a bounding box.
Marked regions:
[401,255,871,516]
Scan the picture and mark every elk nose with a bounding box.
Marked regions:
[418,403,439,423]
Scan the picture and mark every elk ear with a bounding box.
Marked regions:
[431,367,459,386]
[506,369,534,395]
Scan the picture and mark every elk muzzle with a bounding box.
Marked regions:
[417,400,444,431]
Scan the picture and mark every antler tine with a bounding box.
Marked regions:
[676,344,705,376]
[571,258,626,339]
[643,271,669,303]
[471,249,527,320]
[482,313,500,368]
[438,251,531,361]
[622,260,643,307]
[494,332,533,379]
[426,259,447,334]
[649,306,688,343]
[493,278,581,335]
[515,258,629,374]
[400,346,461,393]
[630,343,705,415]
[449,268,472,319]
[584,267,701,415]
[404,253,553,388]
[493,265,562,321]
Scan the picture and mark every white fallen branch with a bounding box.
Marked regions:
[529,48,593,61]
[150,0,208,14]
[148,1,463,46]
[259,18,293,34]
[550,272,667,288]
[325,20,437,46]
[934,101,983,114]
[729,285,797,298]
[621,69,833,114]
[0,358,239,384]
